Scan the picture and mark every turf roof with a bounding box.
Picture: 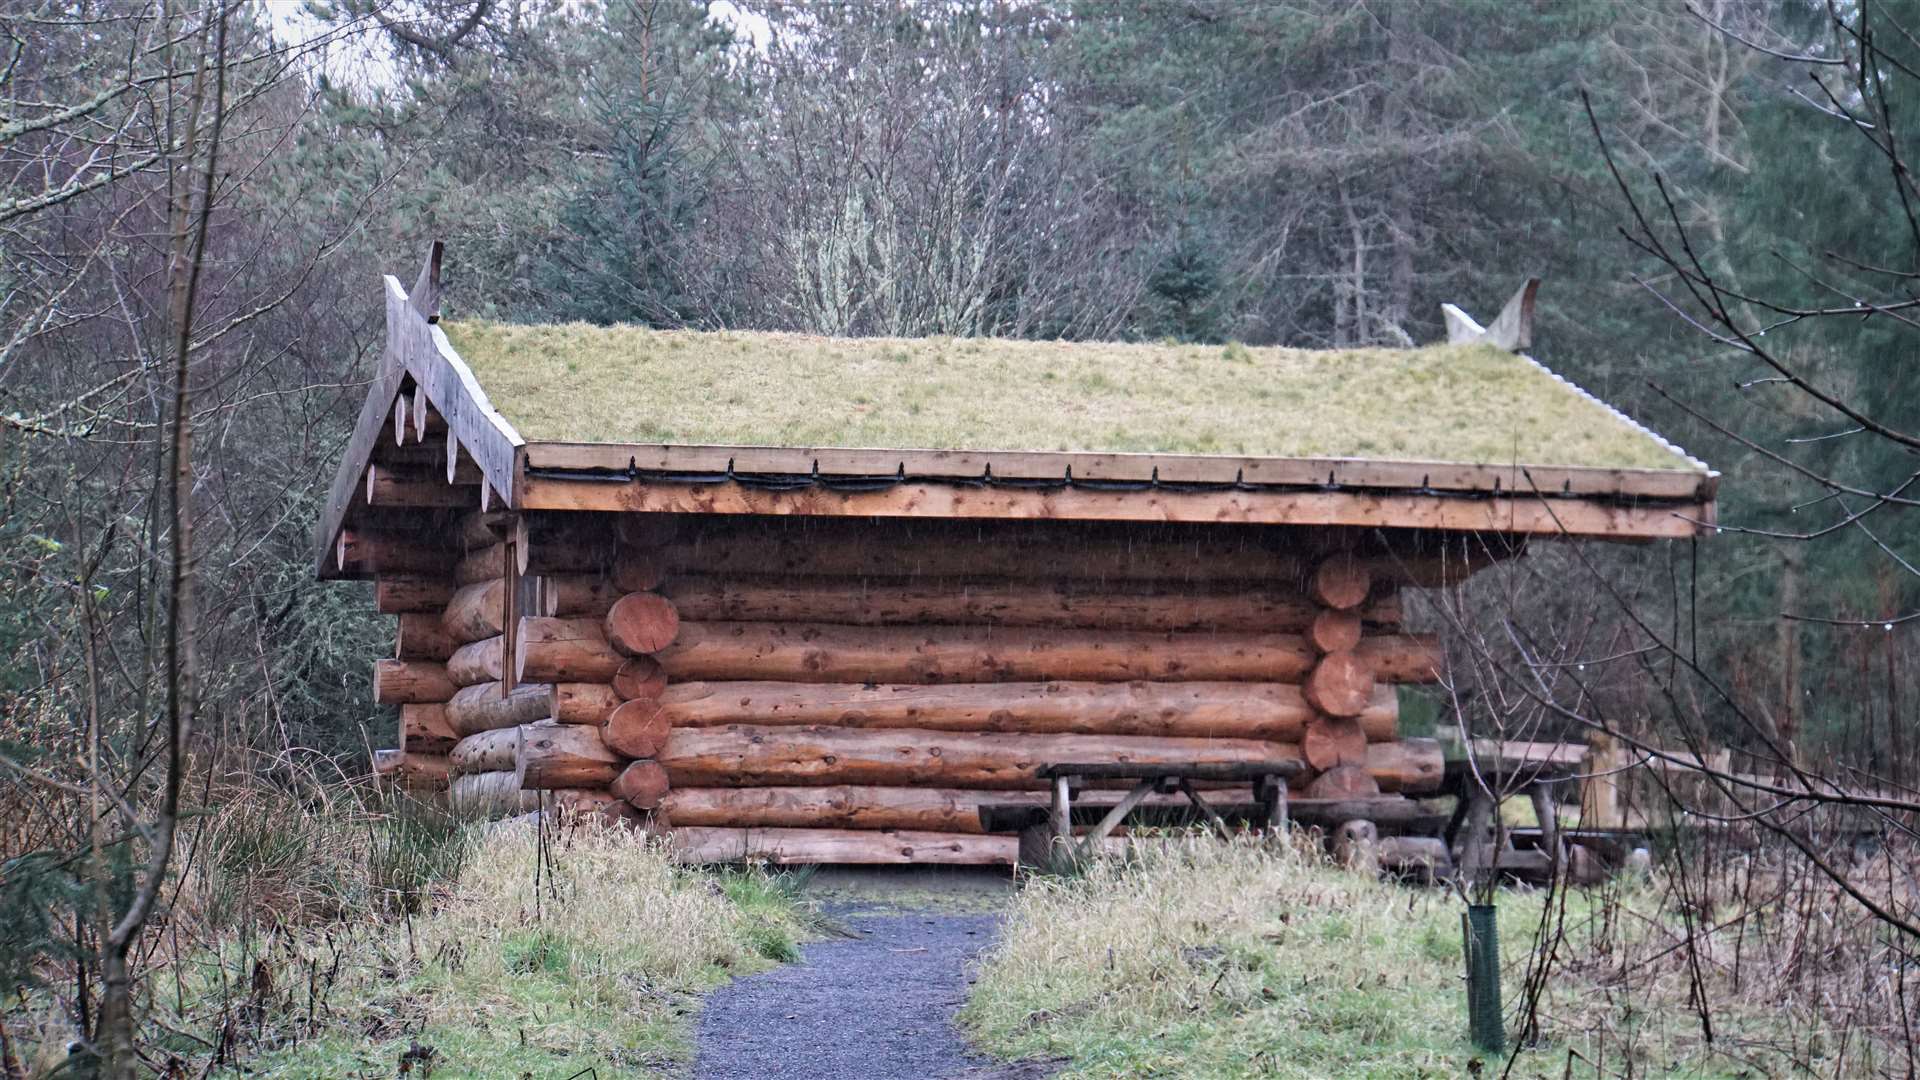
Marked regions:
[441,320,1702,473]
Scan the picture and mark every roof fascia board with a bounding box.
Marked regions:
[521,441,1713,502]
[519,474,1714,540]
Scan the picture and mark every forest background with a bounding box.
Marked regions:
[2,0,1917,1069]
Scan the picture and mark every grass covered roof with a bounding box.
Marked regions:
[442,320,1702,473]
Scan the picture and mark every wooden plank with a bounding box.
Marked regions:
[518,475,1710,540]
[1036,762,1303,782]
[522,441,1715,501]
[669,826,1018,866]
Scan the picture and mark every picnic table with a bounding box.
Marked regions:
[983,761,1304,869]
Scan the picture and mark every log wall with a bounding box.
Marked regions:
[364,485,1461,862]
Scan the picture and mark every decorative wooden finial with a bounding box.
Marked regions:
[409,240,444,323]
[1441,278,1540,352]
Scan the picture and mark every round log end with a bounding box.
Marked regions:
[1304,650,1374,718]
[1302,716,1368,770]
[606,698,671,759]
[606,592,681,655]
[1307,609,1363,655]
[1305,764,1380,800]
[613,656,668,701]
[612,760,671,810]
[1310,556,1372,611]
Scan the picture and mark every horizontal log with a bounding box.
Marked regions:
[399,703,457,755]
[660,725,1292,790]
[655,575,1402,633]
[338,529,453,577]
[663,786,1046,834]
[661,725,1444,794]
[372,659,456,705]
[667,527,1310,583]
[1357,635,1443,683]
[528,557,667,617]
[457,510,516,549]
[373,749,449,789]
[376,577,454,614]
[554,682,624,725]
[655,621,1322,684]
[640,680,1397,742]
[454,542,513,586]
[448,727,520,775]
[395,612,458,661]
[516,721,622,790]
[445,681,555,737]
[367,464,472,508]
[615,513,681,548]
[516,617,625,683]
[446,635,504,686]
[664,521,1511,584]
[547,787,643,824]
[456,538,618,586]
[605,592,681,655]
[443,579,508,643]
[449,771,540,817]
[669,826,1017,866]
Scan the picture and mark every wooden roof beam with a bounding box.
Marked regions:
[518,475,1714,540]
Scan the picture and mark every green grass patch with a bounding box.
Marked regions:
[962,835,1890,1079]
[443,320,1701,471]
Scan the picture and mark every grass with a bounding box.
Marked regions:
[961,834,1908,1079]
[2,798,817,1079]
[442,320,1701,470]
[220,818,812,1077]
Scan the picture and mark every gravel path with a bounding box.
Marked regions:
[692,906,1015,1080]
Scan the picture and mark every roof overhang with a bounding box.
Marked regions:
[314,253,1718,580]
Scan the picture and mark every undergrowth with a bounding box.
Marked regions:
[5,788,812,1078]
[962,833,1913,1079]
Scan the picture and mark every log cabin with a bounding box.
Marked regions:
[320,243,1716,868]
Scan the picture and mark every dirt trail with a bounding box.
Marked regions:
[692,905,1031,1080]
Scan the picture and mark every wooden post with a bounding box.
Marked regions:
[1580,732,1623,829]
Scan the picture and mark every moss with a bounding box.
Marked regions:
[443,320,1701,471]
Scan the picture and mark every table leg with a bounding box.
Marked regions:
[1177,779,1233,839]
[1259,775,1289,834]
[1050,775,1073,866]
[1078,779,1156,860]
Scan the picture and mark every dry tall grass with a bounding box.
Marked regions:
[963,833,1916,1079]
[6,791,811,1078]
